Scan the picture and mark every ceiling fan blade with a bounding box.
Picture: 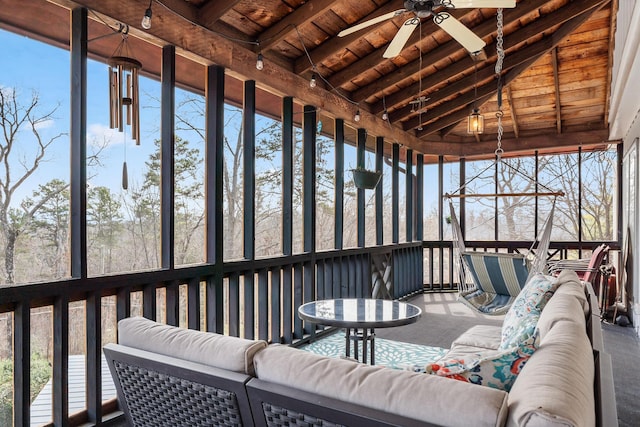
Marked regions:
[451,0,516,8]
[434,13,486,53]
[383,17,419,58]
[338,10,406,37]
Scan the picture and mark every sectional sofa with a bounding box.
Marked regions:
[104,270,617,426]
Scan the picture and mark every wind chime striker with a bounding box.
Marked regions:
[108,35,142,145]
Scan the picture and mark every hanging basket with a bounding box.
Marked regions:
[351,168,382,190]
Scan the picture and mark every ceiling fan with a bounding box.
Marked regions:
[337,0,516,58]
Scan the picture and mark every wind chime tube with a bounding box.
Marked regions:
[133,67,140,144]
[109,67,116,128]
[118,64,124,133]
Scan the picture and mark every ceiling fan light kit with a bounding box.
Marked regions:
[337,0,516,59]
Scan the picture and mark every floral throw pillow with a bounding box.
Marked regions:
[500,274,559,349]
[425,334,538,392]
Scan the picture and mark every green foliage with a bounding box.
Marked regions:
[0,353,52,426]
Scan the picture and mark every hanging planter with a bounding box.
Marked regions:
[351,168,382,190]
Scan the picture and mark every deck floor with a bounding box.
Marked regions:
[377,291,640,427]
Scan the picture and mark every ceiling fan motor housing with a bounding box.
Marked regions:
[406,0,446,18]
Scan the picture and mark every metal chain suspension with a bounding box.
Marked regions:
[495,8,505,159]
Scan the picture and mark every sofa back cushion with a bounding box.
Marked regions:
[507,317,595,426]
[118,316,267,375]
[254,344,509,427]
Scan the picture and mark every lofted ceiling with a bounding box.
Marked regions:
[0,0,618,161]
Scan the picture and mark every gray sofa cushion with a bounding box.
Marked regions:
[507,318,595,427]
[451,324,503,350]
[254,344,509,427]
[118,316,267,375]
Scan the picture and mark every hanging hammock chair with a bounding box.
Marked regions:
[446,192,558,315]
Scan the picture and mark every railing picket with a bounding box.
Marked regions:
[271,267,282,343]
[187,277,200,330]
[165,281,179,326]
[282,265,292,343]
[257,269,269,341]
[244,273,255,340]
[14,302,30,427]
[293,263,303,341]
[228,273,240,337]
[53,295,69,426]
[86,291,102,423]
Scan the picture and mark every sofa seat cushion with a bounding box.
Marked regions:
[451,325,502,350]
[118,316,267,375]
[254,344,509,427]
[507,319,595,427]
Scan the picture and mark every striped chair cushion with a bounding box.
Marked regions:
[462,252,529,297]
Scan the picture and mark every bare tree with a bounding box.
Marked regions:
[0,88,66,284]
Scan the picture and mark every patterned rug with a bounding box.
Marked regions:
[298,331,447,372]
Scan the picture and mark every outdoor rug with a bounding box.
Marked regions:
[298,331,447,372]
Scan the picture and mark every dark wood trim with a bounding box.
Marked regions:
[282,97,294,256]
[357,128,366,247]
[376,136,384,245]
[53,295,69,425]
[161,45,176,269]
[13,301,30,427]
[416,153,424,241]
[303,105,316,253]
[406,149,414,242]
[86,291,102,423]
[70,6,87,279]
[335,119,345,250]
[392,143,399,244]
[243,80,256,260]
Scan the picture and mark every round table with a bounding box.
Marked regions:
[297,298,422,365]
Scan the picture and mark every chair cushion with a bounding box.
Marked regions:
[118,316,267,375]
[426,334,538,392]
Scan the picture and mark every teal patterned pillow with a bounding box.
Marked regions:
[500,274,558,349]
[425,334,538,392]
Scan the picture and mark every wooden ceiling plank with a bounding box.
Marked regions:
[198,0,242,29]
[327,9,471,89]
[506,85,520,138]
[256,0,337,52]
[353,0,549,104]
[551,47,562,133]
[370,0,607,115]
[412,0,608,135]
[293,0,403,74]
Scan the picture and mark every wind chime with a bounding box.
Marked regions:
[108,31,142,189]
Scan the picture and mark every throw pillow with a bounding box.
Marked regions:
[425,334,538,392]
[500,274,559,349]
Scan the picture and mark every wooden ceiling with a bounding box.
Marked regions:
[1,0,618,160]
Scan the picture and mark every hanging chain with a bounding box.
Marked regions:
[495,8,505,159]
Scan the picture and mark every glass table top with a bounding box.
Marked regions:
[298,298,422,328]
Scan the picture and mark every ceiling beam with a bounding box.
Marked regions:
[416,129,613,158]
[413,0,609,136]
[352,0,548,104]
[198,0,241,29]
[551,47,563,133]
[326,9,471,89]
[255,0,337,52]
[370,0,607,117]
[294,0,404,74]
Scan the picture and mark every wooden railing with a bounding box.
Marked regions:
[0,239,616,425]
